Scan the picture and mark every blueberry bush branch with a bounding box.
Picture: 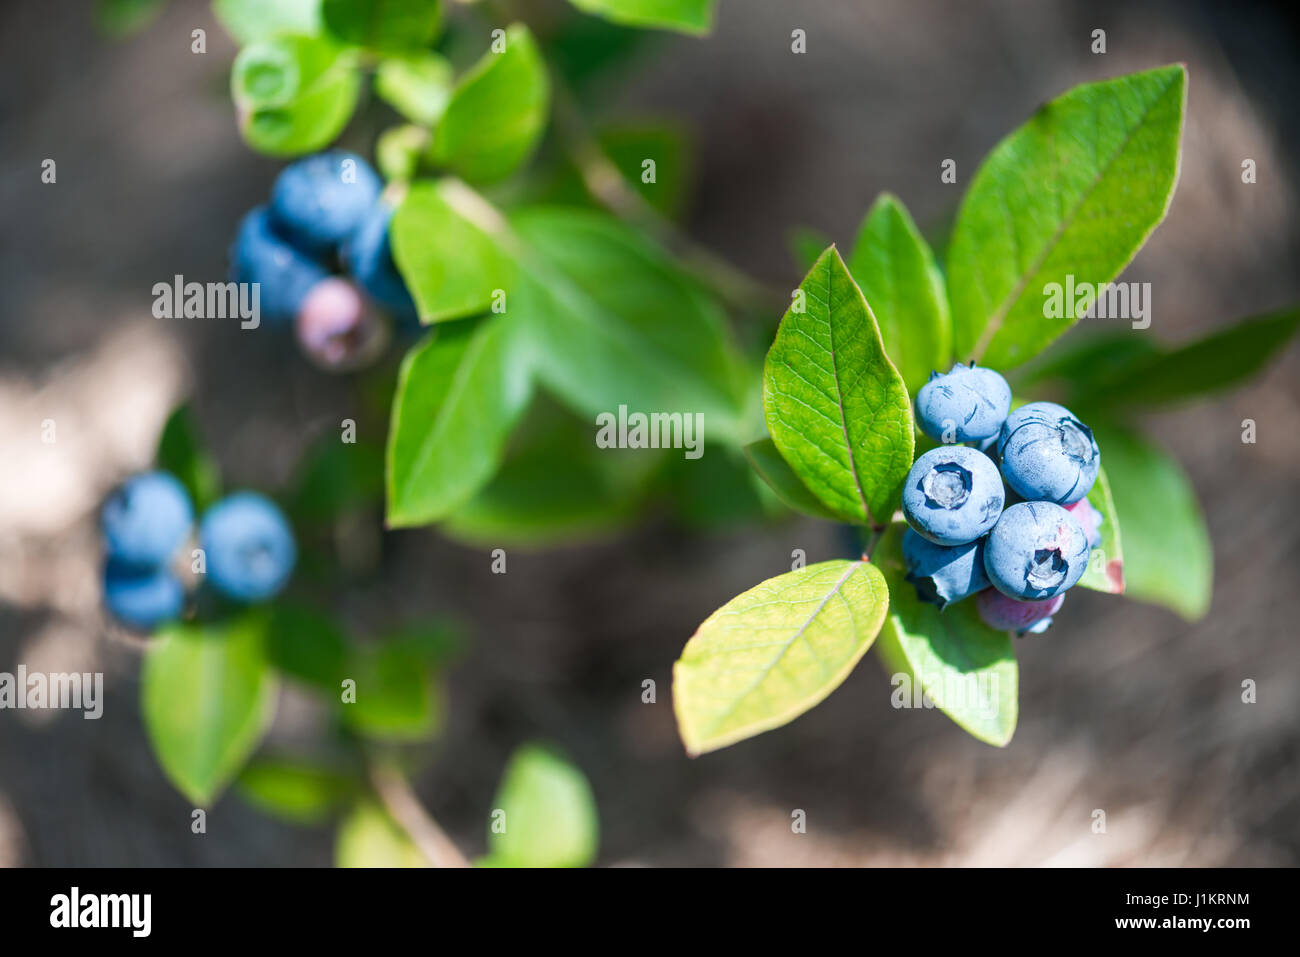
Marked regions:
[97,2,1300,853]
[673,63,1300,752]
[367,759,471,868]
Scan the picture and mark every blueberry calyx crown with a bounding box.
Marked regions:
[921,464,971,510]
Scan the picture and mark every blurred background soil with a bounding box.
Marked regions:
[1,0,1298,866]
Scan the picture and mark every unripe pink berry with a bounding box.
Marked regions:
[295,277,388,371]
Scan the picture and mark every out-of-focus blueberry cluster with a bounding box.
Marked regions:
[100,473,296,631]
[902,363,1103,636]
[230,150,420,371]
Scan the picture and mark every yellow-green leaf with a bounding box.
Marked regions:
[141,613,278,805]
[673,558,888,755]
[482,744,598,868]
[335,802,427,867]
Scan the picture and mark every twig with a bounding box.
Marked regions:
[368,761,471,868]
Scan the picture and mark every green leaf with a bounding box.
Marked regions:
[948,65,1187,368]
[390,182,514,323]
[156,404,221,512]
[322,0,442,53]
[1090,423,1211,620]
[266,603,351,691]
[213,0,321,43]
[430,24,550,184]
[568,0,716,35]
[442,399,655,547]
[141,613,278,805]
[237,757,353,824]
[510,207,749,442]
[743,438,840,521]
[336,801,427,867]
[385,315,533,527]
[393,181,749,442]
[874,526,1018,746]
[673,558,888,755]
[341,642,441,740]
[847,193,952,396]
[1075,464,1126,594]
[483,744,598,868]
[763,246,914,527]
[1073,308,1300,409]
[232,34,361,156]
[374,52,453,126]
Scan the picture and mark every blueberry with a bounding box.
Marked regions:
[294,277,389,371]
[1065,497,1104,550]
[915,362,1011,443]
[101,471,193,567]
[998,401,1100,504]
[901,445,1004,546]
[976,588,1063,635]
[230,206,331,325]
[269,150,382,255]
[104,559,185,630]
[341,200,420,327]
[902,528,990,609]
[983,501,1090,600]
[199,492,297,603]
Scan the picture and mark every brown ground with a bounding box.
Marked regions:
[1,0,1298,866]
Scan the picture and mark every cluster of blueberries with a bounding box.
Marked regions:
[900,363,1104,636]
[101,472,297,631]
[231,150,418,369]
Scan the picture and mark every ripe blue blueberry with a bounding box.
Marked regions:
[104,560,185,630]
[342,200,419,327]
[976,588,1063,635]
[915,362,1012,443]
[998,401,1100,505]
[294,277,389,371]
[269,150,382,254]
[101,471,193,567]
[901,445,1004,546]
[199,492,297,603]
[902,528,990,609]
[230,206,331,325]
[983,501,1090,600]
